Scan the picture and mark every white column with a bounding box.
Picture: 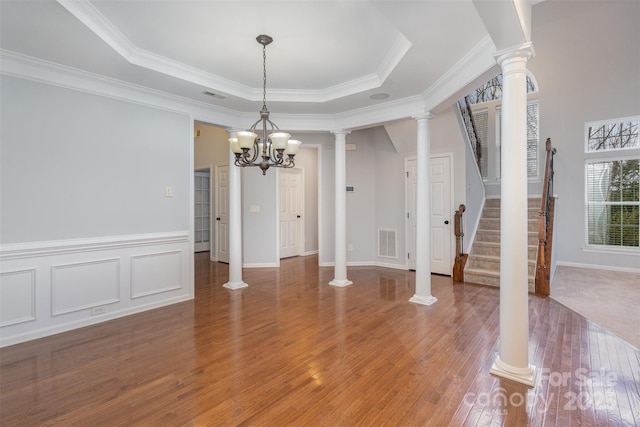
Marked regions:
[409,113,437,306]
[329,130,352,287]
[489,43,535,386]
[224,131,248,290]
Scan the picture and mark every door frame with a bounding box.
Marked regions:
[276,167,305,262]
[194,167,212,253]
[214,163,229,263]
[404,152,455,273]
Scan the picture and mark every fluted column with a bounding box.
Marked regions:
[489,43,535,386]
[329,130,352,287]
[409,113,437,306]
[224,130,248,290]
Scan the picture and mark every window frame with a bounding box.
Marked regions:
[471,95,540,183]
[583,116,640,253]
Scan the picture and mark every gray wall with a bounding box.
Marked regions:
[374,127,407,267]
[346,129,377,263]
[529,0,640,268]
[0,75,191,244]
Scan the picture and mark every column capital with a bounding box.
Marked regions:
[494,41,535,66]
[412,112,436,121]
[331,129,351,137]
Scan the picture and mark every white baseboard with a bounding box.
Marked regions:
[0,232,192,348]
[375,261,410,270]
[243,262,279,268]
[317,261,408,270]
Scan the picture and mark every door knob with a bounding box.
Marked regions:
[444,220,449,224]
[297,215,301,218]
[216,217,221,221]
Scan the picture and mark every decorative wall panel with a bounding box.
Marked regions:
[131,250,182,298]
[51,259,120,316]
[0,269,36,327]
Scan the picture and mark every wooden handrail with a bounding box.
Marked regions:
[535,138,557,296]
[453,204,467,283]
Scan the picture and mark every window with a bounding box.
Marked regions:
[466,74,539,182]
[585,117,640,250]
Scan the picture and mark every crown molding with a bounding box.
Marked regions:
[57,0,253,99]
[336,95,427,130]
[422,34,497,112]
[0,49,243,128]
[56,0,411,104]
[1,49,433,132]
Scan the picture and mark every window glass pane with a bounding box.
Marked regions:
[467,74,537,105]
[587,120,639,152]
[622,159,639,202]
[496,109,502,179]
[527,103,539,177]
[474,110,488,179]
[585,159,640,248]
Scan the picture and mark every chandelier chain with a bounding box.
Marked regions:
[262,44,267,110]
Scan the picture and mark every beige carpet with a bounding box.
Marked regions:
[551,265,640,349]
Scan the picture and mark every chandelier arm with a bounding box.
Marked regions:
[265,117,280,131]
[248,117,263,131]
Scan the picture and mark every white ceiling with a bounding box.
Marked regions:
[0,0,508,121]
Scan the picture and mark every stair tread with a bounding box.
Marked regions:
[468,253,535,263]
[464,267,535,279]
[476,229,538,234]
[474,241,537,248]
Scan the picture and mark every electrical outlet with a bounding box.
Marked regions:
[90,306,106,316]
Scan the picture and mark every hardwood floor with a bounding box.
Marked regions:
[1,253,639,426]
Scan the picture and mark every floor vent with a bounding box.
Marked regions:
[378,229,397,258]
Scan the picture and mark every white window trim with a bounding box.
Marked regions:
[583,121,640,252]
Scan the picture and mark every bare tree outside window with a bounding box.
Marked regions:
[462,74,539,181]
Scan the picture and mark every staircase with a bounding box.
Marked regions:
[464,197,540,293]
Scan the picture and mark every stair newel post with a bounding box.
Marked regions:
[535,138,557,296]
[453,204,467,282]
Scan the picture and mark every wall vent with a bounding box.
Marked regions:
[202,90,227,100]
[378,229,397,258]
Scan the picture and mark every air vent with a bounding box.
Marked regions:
[202,90,227,100]
[378,229,397,258]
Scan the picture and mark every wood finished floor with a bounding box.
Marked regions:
[1,253,639,426]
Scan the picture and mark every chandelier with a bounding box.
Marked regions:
[229,34,302,175]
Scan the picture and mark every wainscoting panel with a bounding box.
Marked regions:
[0,269,36,327]
[51,258,120,316]
[131,250,182,298]
[0,232,192,347]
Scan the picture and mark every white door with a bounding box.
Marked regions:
[406,155,452,275]
[194,170,211,253]
[429,156,452,275]
[216,165,230,263]
[280,169,303,259]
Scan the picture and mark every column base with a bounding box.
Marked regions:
[409,294,437,306]
[223,281,248,290]
[329,279,353,287]
[490,356,536,387]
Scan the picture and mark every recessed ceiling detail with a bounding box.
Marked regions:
[56,0,411,104]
